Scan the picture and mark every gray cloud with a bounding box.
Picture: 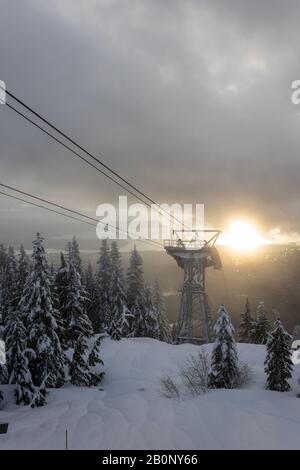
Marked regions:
[0,0,300,248]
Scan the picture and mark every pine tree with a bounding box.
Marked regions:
[6,311,35,405]
[96,239,111,331]
[130,292,146,337]
[0,243,7,271]
[252,301,270,344]
[238,298,254,343]
[17,245,30,297]
[126,246,145,336]
[86,336,105,385]
[66,258,93,346]
[264,319,293,392]
[126,246,144,310]
[109,241,131,340]
[84,262,100,332]
[70,236,83,276]
[208,305,238,389]
[20,233,65,392]
[69,335,104,387]
[153,280,171,343]
[55,253,68,320]
[0,247,18,332]
[30,376,48,407]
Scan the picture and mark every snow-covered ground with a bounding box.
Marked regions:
[1,338,300,450]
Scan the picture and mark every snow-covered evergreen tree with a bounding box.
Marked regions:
[252,301,270,344]
[238,298,254,343]
[17,245,30,298]
[86,336,105,385]
[66,258,93,346]
[126,246,145,336]
[0,243,7,271]
[84,262,100,332]
[152,280,171,343]
[20,233,65,392]
[69,236,83,276]
[55,253,68,319]
[30,376,48,407]
[96,239,111,331]
[0,247,18,332]
[264,319,293,392]
[6,311,35,405]
[208,305,238,389]
[109,241,131,340]
[69,335,104,387]
[126,246,144,310]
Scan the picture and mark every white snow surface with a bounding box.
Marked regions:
[1,337,300,450]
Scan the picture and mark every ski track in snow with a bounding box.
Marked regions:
[1,338,300,449]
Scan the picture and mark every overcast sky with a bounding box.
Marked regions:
[1,0,300,249]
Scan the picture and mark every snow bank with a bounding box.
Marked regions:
[0,338,300,449]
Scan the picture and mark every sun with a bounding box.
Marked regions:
[220,221,267,252]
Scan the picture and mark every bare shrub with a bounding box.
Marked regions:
[179,350,209,395]
[161,350,209,398]
[160,374,181,398]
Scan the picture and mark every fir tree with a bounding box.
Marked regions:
[264,319,293,392]
[55,252,68,321]
[126,246,144,310]
[86,336,105,385]
[96,239,111,331]
[109,241,131,340]
[66,258,93,346]
[69,236,83,276]
[126,246,145,336]
[7,311,35,405]
[17,245,30,297]
[238,298,254,343]
[252,301,270,344]
[1,247,18,332]
[20,233,65,391]
[84,262,100,332]
[69,335,104,387]
[153,280,171,343]
[130,292,146,337]
[30,375,48,407]
[0,243,7,271]
[208,305,238,389]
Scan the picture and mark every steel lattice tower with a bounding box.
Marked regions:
[165,230,222,344]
